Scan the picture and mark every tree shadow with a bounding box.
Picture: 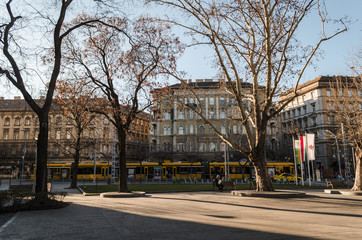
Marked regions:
[153,196,362,219]
[0,202,317,240]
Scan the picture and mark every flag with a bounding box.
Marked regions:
[300,135,305,162]
[294,140,301,164]
[306,133,315,161]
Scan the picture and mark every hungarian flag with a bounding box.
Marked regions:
[294,140,301,164]
[300,136,305,162]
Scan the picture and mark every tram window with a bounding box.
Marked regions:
[78,167,93,174]
[195,167,203,173]
[180,167,189,174]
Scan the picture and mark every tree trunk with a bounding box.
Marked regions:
[251,148,274,192]
[351,146,362,191]
[70,138,81,188]
[118,129,128,192]
[35,114,49,194]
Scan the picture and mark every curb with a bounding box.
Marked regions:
[231,190,306,198]
[324,189,362,195]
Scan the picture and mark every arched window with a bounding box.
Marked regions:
[233,125,237,134]
[220,110,226,119]
[25,117,31,126]
[220,97,225,105]
[221,125,226,135]
[209,97,214,105]
[14,117,20,126]
[4,117,10,126]
[178,111,184,119]
[178,126,184,135]
[209,111,215,119]
[199,125,205,135]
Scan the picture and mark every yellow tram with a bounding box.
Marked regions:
[32,161,295,180]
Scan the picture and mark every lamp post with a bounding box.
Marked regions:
[20,129,28,185]
[32,137,38,193]
[325,130,342,179]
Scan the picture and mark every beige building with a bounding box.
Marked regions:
[0,97,149,178]
[149,79,279,166]
[279,75,361,175]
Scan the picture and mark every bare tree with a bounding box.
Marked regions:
[62,16,183,192]
[149,0,347,191]
[326,73,362,190]
[54,79,97,188]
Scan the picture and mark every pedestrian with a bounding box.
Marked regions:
[215,174,224,191]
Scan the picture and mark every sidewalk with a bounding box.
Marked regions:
[1,183,362,239]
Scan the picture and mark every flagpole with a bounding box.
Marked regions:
[292,135,298,186]
[300,136,304,186]
[305,133,312,187]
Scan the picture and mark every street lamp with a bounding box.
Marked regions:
[325,130,342,179]
[20,129,28,185]
[32,136,38,193]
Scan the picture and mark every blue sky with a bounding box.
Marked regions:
[1,0,361,98]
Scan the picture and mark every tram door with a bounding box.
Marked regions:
[154,166,161,180]
[61,168,69,179]
[143,167,148,179]
[173,166,178,177]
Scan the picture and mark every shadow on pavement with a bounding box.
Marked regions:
[153,196,362,219]
[0,202,317,240]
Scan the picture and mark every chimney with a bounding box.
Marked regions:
[14,96,21,100]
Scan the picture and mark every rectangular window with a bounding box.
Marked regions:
[164,112,170,120]
[13,129,19,140]
[339,90,343,96]
[66,128,72,139]
[56,129,61,140]
[209,97,214,105]
[348,90,353,97]
[312,117,317,127]
[326,89,331,97]
[311,103,316,112]
[231,98,236,106]
[339,103,345,110]
[3,129,9,140]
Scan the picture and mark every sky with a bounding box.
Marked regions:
[174,0,362,83]
[0,0,361,98]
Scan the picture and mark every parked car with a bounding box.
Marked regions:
[273,173,302,182]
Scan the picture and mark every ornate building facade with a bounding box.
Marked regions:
[149,79,280,163]
[279,75,361,175]
[0,97,149,178]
